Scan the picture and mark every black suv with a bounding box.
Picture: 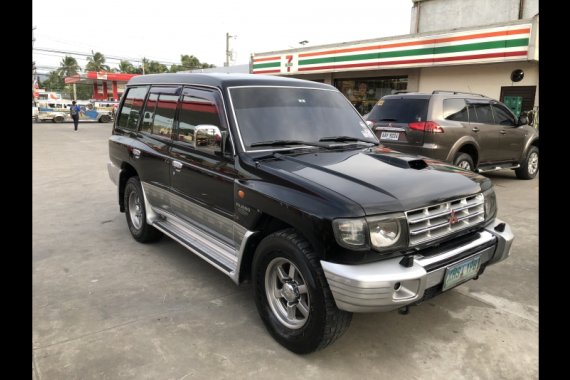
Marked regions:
[365,91,539,179]
[108,74,513,354]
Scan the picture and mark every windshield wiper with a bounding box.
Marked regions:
[319,136,377,145]
[250,140,327,148]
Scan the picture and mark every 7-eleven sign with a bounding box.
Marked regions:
[281,53,298,74]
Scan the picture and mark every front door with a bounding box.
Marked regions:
[467,100,502,164]
[169,87,237,246]
[491,102,526,162]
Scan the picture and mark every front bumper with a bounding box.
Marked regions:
[321,218,513,313]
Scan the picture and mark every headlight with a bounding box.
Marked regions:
[333,213,408,252]
[369,219,401,247]
[483,189,497,222]
[332,218,368,250]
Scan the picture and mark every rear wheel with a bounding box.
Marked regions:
[124,176,162,243]
[99,115,111,123]
[515,146,539,179]
[453,153,474,171]
[252,228,352,354]
[53,115,64,123]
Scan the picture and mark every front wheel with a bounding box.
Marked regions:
[99,115,111,123]
[124,176,162,243]
[53,115,64,123]
[252,229,352,354]
[515,146,539,179]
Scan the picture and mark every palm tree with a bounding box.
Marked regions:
[118,60,135,73]
[86,51,110,72]
[57,56,80,77]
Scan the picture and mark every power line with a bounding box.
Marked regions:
[33,47,180,66]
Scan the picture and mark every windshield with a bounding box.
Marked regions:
[229,86,378,151]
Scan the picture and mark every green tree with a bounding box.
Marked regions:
[42,71,65,92]
[57,56,80,77]
[86,51,110,72]
[118,60,136,73]
[146,60,168,74]
[170,54,216,72]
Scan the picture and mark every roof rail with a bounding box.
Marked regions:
[432,90,486,97]
[393,90,408,94]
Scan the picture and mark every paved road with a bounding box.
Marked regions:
[33,121,538,380]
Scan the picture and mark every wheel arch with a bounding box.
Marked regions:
[238,214,324,285]
[118,163,138,212]
[448,138,480,168]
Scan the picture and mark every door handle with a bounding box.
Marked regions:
[172,160,183,169]
[471,127,480,132]
[132,148,141,159]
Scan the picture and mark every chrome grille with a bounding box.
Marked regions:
[405,193,485,246]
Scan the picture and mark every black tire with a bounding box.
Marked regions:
[124,176,162,243]
[515,146,539,179]
[53,116,64,123]
[99,115,111,123]
[252,228,352,354]
[453,153,474,171]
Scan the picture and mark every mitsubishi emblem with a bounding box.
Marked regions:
[449,210,459,225]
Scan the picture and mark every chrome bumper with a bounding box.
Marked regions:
[321,218,513,313]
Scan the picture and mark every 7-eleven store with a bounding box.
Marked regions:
[251,17,538,117]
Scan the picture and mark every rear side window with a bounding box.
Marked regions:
[141,94,178,137]
[117,86,149,130]
[468,103,494,124]
[367,98,429,123]
[443,99,469,122]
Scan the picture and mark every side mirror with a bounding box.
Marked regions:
[518,115,529,126]
[195,124,221,148]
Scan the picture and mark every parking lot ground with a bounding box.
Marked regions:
[33,121,538,380]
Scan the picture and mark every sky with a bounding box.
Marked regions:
[32,0,412,73]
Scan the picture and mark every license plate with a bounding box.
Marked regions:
[380,132,400,141]
[442,255,481,291]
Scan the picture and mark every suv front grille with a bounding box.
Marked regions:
[405,194,485,246]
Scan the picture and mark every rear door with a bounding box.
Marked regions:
[169,87,237,246]
[369,96,430,147]
[136,85,181,212]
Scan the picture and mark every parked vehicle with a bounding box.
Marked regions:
[365,91,539,179]
[108,74,513,354]
[37,100,113,123]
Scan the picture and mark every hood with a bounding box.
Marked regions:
[256,147,489,215]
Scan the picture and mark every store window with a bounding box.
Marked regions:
[334,77,407,115]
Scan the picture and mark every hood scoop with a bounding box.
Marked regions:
[369,153,428,170]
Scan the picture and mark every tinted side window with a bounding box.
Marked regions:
[117,86,149,130]
[176,88,227,153]
[469,103,494,124]
[491,103,516,126]
[367,98,429,123]
[148,94,178,137]
[140,94,158,133]
[443,98,468,121]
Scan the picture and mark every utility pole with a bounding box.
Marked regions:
[225,33,236,67]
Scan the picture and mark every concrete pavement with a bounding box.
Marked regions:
[32,121,538,380]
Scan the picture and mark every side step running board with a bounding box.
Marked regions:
[152,216,238,276]
[477,164,520,173]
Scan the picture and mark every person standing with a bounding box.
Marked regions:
[70,101,81,131]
